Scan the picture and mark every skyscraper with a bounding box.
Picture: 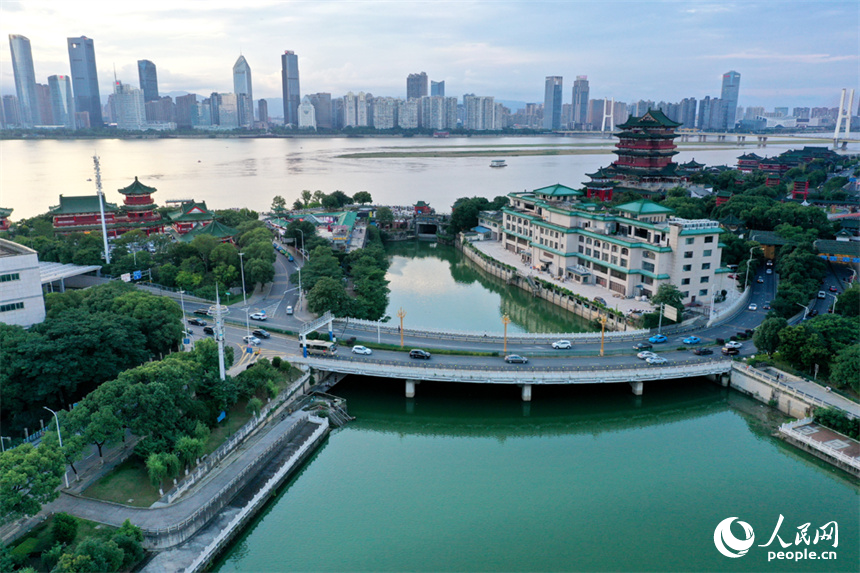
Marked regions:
[431,80,445,97]
[35,84,53,125]
[233,55,253,126]
[308,93,332,129]
[572,75,589,127]
[543,76,563,130]
[113,81,146,130]
[137,60,159,102]
[9,35,39,127]
[407,72,428,100]
[67,36,103,125]
[48,75,75,129]
[281,51,300,126]
[720,70,741,129]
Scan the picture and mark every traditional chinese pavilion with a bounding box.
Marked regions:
[177,220,238,244]
[49,176,164,237]
[736,153,763,173]
[791,177,810,201]
[583,109,688,201]
[0,208,11,231]
[167,201,215,235]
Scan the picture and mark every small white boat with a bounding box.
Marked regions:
[490,159,507,168]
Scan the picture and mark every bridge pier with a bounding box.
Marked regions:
[405,379,419,398]
[520,384,532,402]
[720,373,730,388]
[629,381,643,396]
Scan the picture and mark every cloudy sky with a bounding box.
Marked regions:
[1,0,858,110]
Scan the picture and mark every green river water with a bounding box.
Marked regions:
[215,379,859,572]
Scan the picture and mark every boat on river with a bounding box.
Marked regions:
[490,159,507,168]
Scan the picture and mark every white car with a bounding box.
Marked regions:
[250,312,267,321]
[724,341,743,349]
[637,351,658,360]
[552,340,572,349]
[646,355,667,365]
[242,335,261,346]
[748,303,758,311]
[351,345,372,355]
[286,305,294,315]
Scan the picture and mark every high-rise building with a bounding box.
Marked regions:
[233,55,253,126]
[298,96,316,129]
[113,81,146,130]
[679,97,697,129]
[137,60,159,102]
[258,99,269,125]
[720,70,740,129]
[407,72,428,100]
[398,99,419,129]
[280,51,300,126]
[543,76,563,130]
[48,75,75,129]
[308,93,332,129]
[175,94,197,128]
[8,35,40,127]
[431,80,445,97]
[145,97,175,123]
[572,76,589,127]
[35,84,53,125]
[370,97,398,129]
[67,36,103,125]
[343,92,357,127]
[2,95,21,127]
[463,95,495,130]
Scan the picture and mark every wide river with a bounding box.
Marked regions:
[214,378,858,572]
[2,134,856,220]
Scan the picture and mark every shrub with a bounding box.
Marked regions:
[716,338,725,345]
[42,543,65,571]
[271,356,282,368]
[52,512,79,545]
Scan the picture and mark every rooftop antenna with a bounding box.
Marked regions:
[93,154,111,264]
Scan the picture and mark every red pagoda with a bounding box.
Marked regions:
[117,176,164,235]
[583,109,686,201]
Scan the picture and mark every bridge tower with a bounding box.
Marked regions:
[833,88,855,148]
[601,98,615,132]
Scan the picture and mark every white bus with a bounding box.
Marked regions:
[301,340,338,357]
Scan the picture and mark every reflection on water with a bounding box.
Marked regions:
[385,241,595,334]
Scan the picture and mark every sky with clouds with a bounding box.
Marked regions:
[1,0,858,110]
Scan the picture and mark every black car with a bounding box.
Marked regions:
[203,326,215,335]
[633,342,653,350]
[188,318,207,326]
[721,347,739,355]
[809,309,818,317]
[194,309,210,316]
[409,349,431,359]
[504,354,528,364]
[692,347,713,355]
[252,329,271,339]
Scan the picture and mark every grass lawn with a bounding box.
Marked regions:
[82,458,161,508]
[204,398,252,455]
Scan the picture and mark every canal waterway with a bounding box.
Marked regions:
[214,378,859,572]
[383,241,595,334]
[3,135,857,221]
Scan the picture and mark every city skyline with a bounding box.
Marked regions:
[0,1,857,110]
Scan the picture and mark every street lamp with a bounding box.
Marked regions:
[296,229,306,310]
[43,407,69,489]
[178,289,191,349]
[502,314,512,354]
[599,315,607,357]
[796,303,810,321]
[239,252,250,338]
[397,307,407,348]
[743,246,762,292]
[829,293,838,314]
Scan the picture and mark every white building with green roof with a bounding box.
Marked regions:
[502,185,726,304]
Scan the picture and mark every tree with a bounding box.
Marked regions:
[244,257,276,289]
[836,284,860,318]
[112,520,144,568]
[353,191,372,204]
[329,190,354,208]
[146,453,168,494]
[307,276,351,315]
[375,206,394,228]
[296,246,343,293]
[753,317,788,356]
[778,325,830,372]
[650,284,684,323]
[52,512,79,544]
[71,538,124,572]
[830,344,860,392]
[175,435,205,473]
[190,234,220,271]
[0,443,65,525]
[300,190,313,208]
[42,429,85,481]
[271,195,287,212]
[247,397,263,418]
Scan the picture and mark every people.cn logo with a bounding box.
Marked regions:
[714,517,756,558]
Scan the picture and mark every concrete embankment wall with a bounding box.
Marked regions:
[458,242,630,332]
[729,365,815,418]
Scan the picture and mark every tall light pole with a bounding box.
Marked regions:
[502,314,511,354]
[599,315,607,357]
[43,407,69,489]
[178,289,190,349]
[296,229,306,311]
[397,307,407,348]
[829,293,838,314]
[796,303,810,321]
[239,252,249,337]
[743,246,761,292]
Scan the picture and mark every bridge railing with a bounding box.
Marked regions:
[294,355,732,383]
[333,317,649,344]
[731,363,856,416]
[779,418,860,470]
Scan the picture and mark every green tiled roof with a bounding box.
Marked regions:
[616,109,682,130]
[178,220,238,242]
[49,195,119,215]
[748,230,789,246]
[737,153,763,161]
[615,199,675,216]
[168,201,213,222]
[0,208,12,217]
[532,183,583,197]
[815,239,860,257]
[117,176,157,196]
